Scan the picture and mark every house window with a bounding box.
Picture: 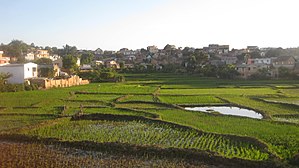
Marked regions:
[33,67,37,72]
[28,68,30,71]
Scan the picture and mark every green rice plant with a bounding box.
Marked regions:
[72,94,123,102]
[281,89,299,97]
[115,102,171,110]
[0,115,55,133]
[221,95,299,116]
[74,83,158,94]
[118,95,155,102]
[160,88,277,96]
[25,118,269,161]
[263,97,299,106]
[151,108,299,160]
[158,95,224,105]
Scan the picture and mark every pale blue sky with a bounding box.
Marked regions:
[1,0,299,50]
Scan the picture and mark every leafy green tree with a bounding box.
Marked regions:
[217,64,239,79]
[80,52,94,65]
[265,48,284,58]
[277,67,297,79]
[39,67,56,78]
[250,68,270,79]
[2,40,30,63]
[62,54,79,75]
[35,58,53,65]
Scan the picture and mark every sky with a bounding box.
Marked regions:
[1,0,299,50]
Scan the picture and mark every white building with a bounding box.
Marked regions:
[25,52,35,61]
[0,63,38,84]
[248,58,272,65]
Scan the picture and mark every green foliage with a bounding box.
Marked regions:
[39,67,55,78]
[80,52,94,65]
[34,58,53,65]
[62,54,79,75]
[1,74,299,165]
[158,95,224,105]
[0,40,30,63]
[26,118,269,161]
[79,68,125,82]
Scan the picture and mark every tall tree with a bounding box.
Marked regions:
[80,52,95,65]
[62,54,79,75]
[3,40,30,62]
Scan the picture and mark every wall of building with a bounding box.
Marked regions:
[24,63,38,79]
[29,76,89,89]
[0,65,25,84]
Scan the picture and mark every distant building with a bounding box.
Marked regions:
[247,46,259,53]
[0,51,10,65]
[204,44,229,54]
[80,64,92,70]
[147,45,159,54]
[105,60,120,69]
[53,58,63,68]
[221,56,237,65]
[236,63,270,79]
[218,45,230,54]
[273,56,296,69]
[0,62,38,84]
[35,50,50,59]
[25,52,35,61]
[247,58,272,65]
[95,48,104,55]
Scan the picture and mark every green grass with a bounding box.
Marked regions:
[83,107,157,118]
[221,96,299,116]
[1,74,299,165]
[159,88,278,96]
[25,118,269,161]
[118,95,155,102]
[71,94,123,102]
[150,109,299,160]
[263,97,299,105]
[115,102,171,110]
[281,88,299,97]
[158,95,224,105]
[0,115,55,133]
[74,83,158,94]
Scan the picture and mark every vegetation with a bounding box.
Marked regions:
[0,73,298,167]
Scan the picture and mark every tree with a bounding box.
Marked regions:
[184,51,208,73]
[4,40,30,63]
[80,52,94,65]
[265,48,284,58]
[39,67,56,78]
[62,54,79,75]
[0,72,12,83]
[250,68,270,79]
[35,58,53,65]
[62,44,77,56]
[277,67,297,79]
[217,64,239,79]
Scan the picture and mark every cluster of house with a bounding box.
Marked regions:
[236,56,299,78]
[0,51,88,88]
[1,43,299,82]
[92,45,299,78]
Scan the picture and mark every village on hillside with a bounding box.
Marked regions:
[1,40,299,90]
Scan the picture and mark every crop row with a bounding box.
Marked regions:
[151,108,299,160]
[158,95,224,105]
[25,118,269,161]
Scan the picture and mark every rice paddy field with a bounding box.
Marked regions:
[1,73,299,167]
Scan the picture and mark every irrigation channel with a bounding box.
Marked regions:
[185,106,263,119]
